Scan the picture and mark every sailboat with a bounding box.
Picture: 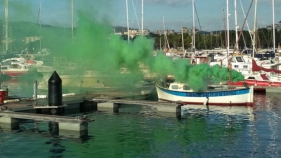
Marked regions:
[155,0,254,106]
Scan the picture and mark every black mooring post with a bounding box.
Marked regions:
[176,104,182,120]
[113,103,120,113]
[48,71,63,115]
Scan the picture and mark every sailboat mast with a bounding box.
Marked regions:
[272,0,275,53]
[4,0,8,52]
[234,0,239,51]
[141,0,144,36]
[227,0,230,56]
[182,27,184,54]
[192,0,195,52]
[71,0,74,42]
[126,0,130,42]
[253,0,257,57]
[39,2,42,51]
[163,17,169,50]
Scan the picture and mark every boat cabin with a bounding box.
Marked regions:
[168,82,193,92]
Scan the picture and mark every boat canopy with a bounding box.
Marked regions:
[252,59,281,74]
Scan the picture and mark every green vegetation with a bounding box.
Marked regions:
[151,29,281,50]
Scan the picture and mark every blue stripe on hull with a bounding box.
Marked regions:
[159,86,250,97]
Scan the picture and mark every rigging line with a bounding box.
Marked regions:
[131,0,140,31]
[232,0,254,55]
[260,27,270,48]
[241,31,247,49]
[194,3,207,49]
[239,0,253,44]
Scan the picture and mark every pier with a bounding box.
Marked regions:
[93,98,183,118]
[0,111,90,137]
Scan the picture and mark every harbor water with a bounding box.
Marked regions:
[0,79,281,158]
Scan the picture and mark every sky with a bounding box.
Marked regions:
[0,0,281,32]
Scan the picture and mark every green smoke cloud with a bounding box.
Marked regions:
[0,0,244,92]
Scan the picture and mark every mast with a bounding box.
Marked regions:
[39,2,42,51]
[181,27,184,54]
[253,0,257,57]
[234,0,239,52]
[141,0,144,36]
[4,0,9,52]
[272,0,275,53]
[126,0,130,42]
[159,33,162,50]
[71,0,74,42]
[227,0,230,56]
[163,17,170,51]
[192,0,195,52]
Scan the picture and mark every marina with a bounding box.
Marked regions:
[0,0,281,157]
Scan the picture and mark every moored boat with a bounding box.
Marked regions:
[228,59,281,90]
[156,82,254,106]
[1,62,29,77]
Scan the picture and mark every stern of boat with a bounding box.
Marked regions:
[247,86,254,106]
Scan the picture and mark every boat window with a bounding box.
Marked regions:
[171,85,178,90]
[236,57,244,62]
[247,77,255,79]
[234,65,238,68]
[1,67,7,70]
[183,85,190,90]
[243,65,248,68]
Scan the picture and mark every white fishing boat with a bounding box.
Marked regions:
[1,61,29,77]
[156,82,254,106]
[0,56,43,77]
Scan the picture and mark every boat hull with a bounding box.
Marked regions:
[229,80,281,87]
[1,70,29,77]
[156,84,254,106]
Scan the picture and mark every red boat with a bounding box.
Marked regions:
[228,59,281,89]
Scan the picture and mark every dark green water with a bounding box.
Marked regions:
[0,79,281,158]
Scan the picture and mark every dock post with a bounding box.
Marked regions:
[113,103,120,113]
[0,117,19,130]
[33,80,37,106]
[176,104,182,119]
[48,71,64,115]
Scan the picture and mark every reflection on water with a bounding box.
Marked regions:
[0,83,281,157]
[1,78,36,98]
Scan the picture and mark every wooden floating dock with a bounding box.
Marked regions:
[92,98,183,118]
[0,111,86,123]
[0,110,89,138]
